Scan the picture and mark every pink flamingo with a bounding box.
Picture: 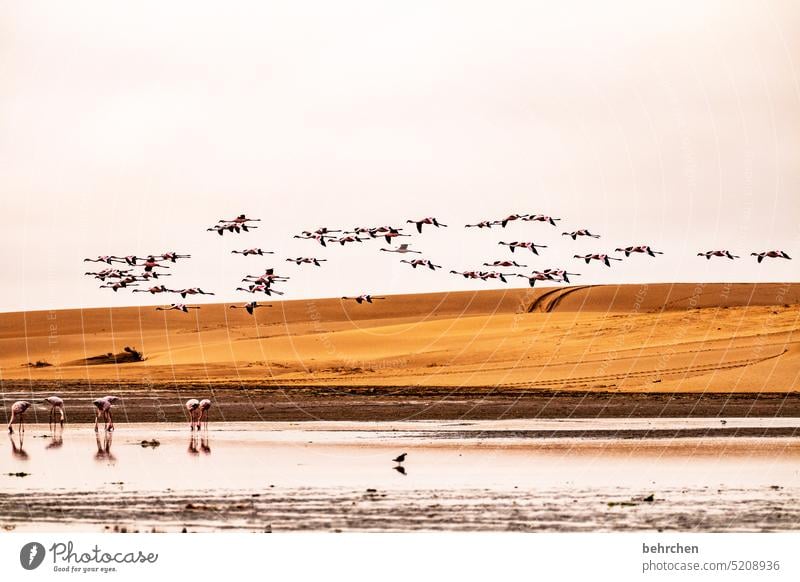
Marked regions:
[185,399,200,430]
[7,401,31,433]
[483,260,527,267]
[496,214,528,227]
[751,250,791,263]
[198,399,212,430]
[158,252,191,262]
[156,303,201,313]
[697,250,739,260]
[574,253,622,267]
[131,285,170,294]
[92,396,120,432]
[498,241,548,255]
[406,217,448,233]
[286,257,327,266]
[229,301,272,315]
[563,229,600,240]
[400,259,442,271]
[231,248,274,256]
[43,396,65,431]
[465,221,496,228]
[523,214,561,226]
[615,245,664,257]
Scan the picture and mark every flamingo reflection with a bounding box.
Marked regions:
[9,432,28,460]
[45,433,64,450]
[188,433,200,455]
[94,432,116,464]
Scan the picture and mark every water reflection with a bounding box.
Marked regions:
[188,433,199,455]
[45,433,64,450]
[8,433,27,460]
[188,432,212,456]
[94,432,116,464]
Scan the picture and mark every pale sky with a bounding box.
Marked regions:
[1,0,798,312]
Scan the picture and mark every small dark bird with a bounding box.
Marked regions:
[392,453,407,463]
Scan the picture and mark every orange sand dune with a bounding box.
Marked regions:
[1,283,798,392]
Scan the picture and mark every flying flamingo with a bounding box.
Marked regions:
[479,271,512,283]
[380,244,421,254]
[286,257,327,266]
[207,224,241,236]
[219,214,261,225]
[131,285,170,294]
[236,284,285,296]
[332,235,364,246]
[185,399,200,431]
[515,273,553,287]
[697,250,739,260]
[341,295,386,304]
[496,214,528,227]
[406,217,448,233]
[156,303,201,313]
[133,271,171,280]
[523,214,561,226]
[99,281,138,292]
[540,269,581,283]
[242,269,290,285]
[229,301,272,315]
[92,396,120,432]
[449,269,483,279]
[562,230,600,240]
[108,255,143,266]
[400,259,442,271]
[158,252,191,262]
[293,233,335,246]
[43,396,65,431]
[217,215,260,232]
[198,399,212,430]
[465,221,497,228]
[574,253,623,267]
[83,256,116,264]
[615,245,664,257]
[300,227,341,236]
[381,229,410,244]
[483,260,527,267]
[7,401,31,433]
[751,250,792,263]
[174,287,215,299]
[498,241,548,254]
[231,248,274,256]
[141,256,171,272]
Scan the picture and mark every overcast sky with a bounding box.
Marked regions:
[1,0,798,312]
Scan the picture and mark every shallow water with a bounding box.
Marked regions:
[1,420,799,532]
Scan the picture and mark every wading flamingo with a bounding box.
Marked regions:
[198,399,212,430]
[185,399,200,430]
[93,396,120,432]
[7,401,31,433]
[43,396,65,431]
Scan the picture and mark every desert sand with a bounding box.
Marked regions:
[1,283,798,392]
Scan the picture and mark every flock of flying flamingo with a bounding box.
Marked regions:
[81,212,793,314]
[7,211,793,435]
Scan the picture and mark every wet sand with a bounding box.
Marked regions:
[4,382,800,424]
[2,421,799,532]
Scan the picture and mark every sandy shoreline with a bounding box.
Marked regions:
[3,381,800,424]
